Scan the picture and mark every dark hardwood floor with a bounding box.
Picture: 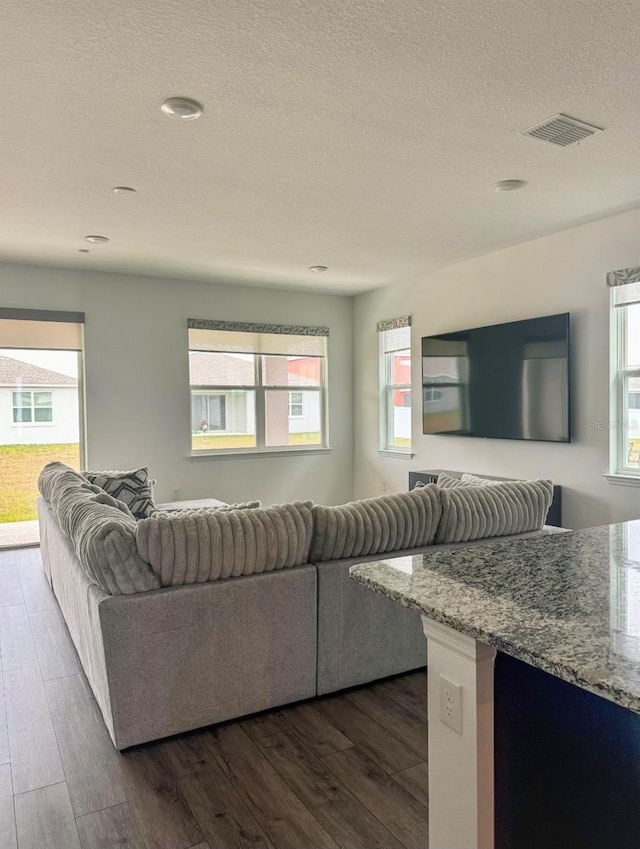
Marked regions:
[0,547,429,849]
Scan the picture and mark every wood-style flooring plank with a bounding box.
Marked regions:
[391,761,430,809]
[0,763,17,849]
[30,608,81,680]
[0,604,38,670]
[17,551,56,612]
[393,670,428,702]
[0,566,24,608]
[188,844,212,849]
[45,674,126,816]
[279,702,353,758]
[161,734,274,849]
[254,728,404,849]
[316,693,423,774]
[0,669,9,764]
[346,682,429,760]
[119,743,204,849]
[4,665,65,794]
[324,747,429,849]
[76,802,146,849]
[206,724,338,849]
[14,781,81,849]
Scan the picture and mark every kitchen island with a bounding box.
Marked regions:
[350,520,640,849]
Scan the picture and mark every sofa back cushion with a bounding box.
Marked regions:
[310,484,442,563]
[435,479,554,544]
[136,501,314,586]
[38,462,161,594]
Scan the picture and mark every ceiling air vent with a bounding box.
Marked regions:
[520,113,603,147]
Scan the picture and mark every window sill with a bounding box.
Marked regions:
[603,473,640,488]
[377,449,414,459]
[189,447,332,459]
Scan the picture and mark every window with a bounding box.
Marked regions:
[423,388,442,404]
[610,271,640,477]
[288,391,304,418]
[12,390,53,424]
[378,317,411,452]
[188,320,328,453]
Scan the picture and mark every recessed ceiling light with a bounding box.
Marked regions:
[113,186,137,195]
[160,97,203,120]
[84,235,109,244]
[78,249,90,253]
[309,265,328,273]
[492,179,526,192]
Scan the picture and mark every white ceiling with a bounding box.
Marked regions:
[1,0,638,295]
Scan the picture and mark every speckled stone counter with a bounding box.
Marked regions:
[350,520,640,713]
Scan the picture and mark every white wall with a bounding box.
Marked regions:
[0,385,79,445]
[0,264,354,506]
[354,209,640,529]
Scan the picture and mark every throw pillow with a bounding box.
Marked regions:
[84,468,155,519]
[435,479,554,544]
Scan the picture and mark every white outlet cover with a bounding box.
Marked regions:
[439,674,463,734]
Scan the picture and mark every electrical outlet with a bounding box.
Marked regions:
[439,674,463,734]
[171,487,181,500]
[381,479,387,492]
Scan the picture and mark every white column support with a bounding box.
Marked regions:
[422,617,497,849]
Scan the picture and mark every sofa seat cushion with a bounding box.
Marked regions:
[310,484,442,563]
[151,500,261,517]
[84,468,155,519]
[436,472,469,489]
[435,479,554,544]
[136,501,314,586]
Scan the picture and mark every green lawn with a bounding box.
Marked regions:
[0,443,80,523]
[192,432,321,450]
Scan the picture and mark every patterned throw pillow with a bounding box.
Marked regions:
[84,468,155,519]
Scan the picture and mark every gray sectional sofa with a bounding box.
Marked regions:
[37,462,557,749]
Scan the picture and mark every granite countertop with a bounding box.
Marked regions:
[350,520,640,713]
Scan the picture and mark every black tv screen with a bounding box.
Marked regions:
[422,313,570,442]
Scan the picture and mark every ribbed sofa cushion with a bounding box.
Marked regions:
[38,462,161,594]
[436,473,468,489]
[435,479,554,544]
[136,501,314,586]
[310,485,442,563]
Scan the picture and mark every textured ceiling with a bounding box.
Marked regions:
[0,0,638,294]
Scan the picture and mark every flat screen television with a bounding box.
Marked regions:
[422,312,570,442]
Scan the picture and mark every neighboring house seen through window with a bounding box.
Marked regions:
[188,320,328,452]
[12,390,53,424]
[378,317,411,453]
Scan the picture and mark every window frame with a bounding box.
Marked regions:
[12,389,54,426]
[611,302,640,478]
[189,344,329,455]
[378,323,412,455]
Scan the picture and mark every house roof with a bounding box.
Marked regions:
[189,352,317,387]
[0,355,77,387]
